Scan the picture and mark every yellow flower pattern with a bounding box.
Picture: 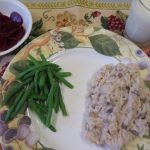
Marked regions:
[56,11,88,28]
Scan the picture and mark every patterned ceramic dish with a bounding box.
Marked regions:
[0,27,150,150]
[0,0,32,56]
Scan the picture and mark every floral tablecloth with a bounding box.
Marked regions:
[0,1,150,150]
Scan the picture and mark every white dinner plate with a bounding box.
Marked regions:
[28,47,119,150]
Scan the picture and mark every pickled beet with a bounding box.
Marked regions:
[10,12,23,24]
[0,37,7,52]
[0,21,21,37]
[0,13,10,22]
[0,12,25,52]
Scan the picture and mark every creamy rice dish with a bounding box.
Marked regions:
[83,63,150,148]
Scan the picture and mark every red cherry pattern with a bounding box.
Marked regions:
[108,15,125,32]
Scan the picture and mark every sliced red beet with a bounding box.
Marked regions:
[0,12,25,52]
[5,39,17,50]
[9,26,25,41]
[0,20,21,38]
[0,13,10,22]
[0,36,7,52]
[10,12,23,24]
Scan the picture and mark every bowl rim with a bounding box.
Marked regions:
[0,0,32,56]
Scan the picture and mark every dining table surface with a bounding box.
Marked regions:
[0,0,150,150]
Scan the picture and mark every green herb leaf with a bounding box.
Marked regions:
[144,81,150,89]
[89,34,121,56]
[101,16,108,29]
[59,31,80,49]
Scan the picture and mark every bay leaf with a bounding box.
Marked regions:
[89,34,121,56]
[59,31,80,49]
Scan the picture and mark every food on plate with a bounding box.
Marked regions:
[0,12,25,52]
[10,12,23,24]
[83,63,150,148]
[2,54,73,132]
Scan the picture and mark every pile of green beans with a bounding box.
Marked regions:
[3,53,73,132]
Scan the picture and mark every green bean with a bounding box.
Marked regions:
[13,82,34,118]
[5,91,24,121]
[20,71,35,81]
[3,78,33,105]
[16,62,49,79]
[43,84,49,97]
[20,66,47,81]
[18,101,28,115]
[40,53,47,62]
[47,67,55,85]
[28,101,56,132]
[39,53,60,71]
[39,89,44,97]
[54,87,59,113]
[38,71,47,90]
[53,72,74,89]
[28,54,39,65]
[52,67,62,72]
[58,85,68,116]
[35,102,47,113]
[49,125,56,132]
[49,65,61,71]
[34,71,39,94]
[28,100,46,124]
[4,53,74,132]
[27,60,35,66]
[46,82,58,126]
[32,95,47,101]
[55,103,59,113]
[49,63,60,68]
[57,72,72,77]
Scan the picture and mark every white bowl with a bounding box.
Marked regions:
[0,0,32,56]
